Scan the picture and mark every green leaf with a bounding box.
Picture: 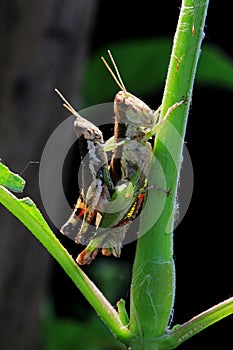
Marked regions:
[0,161,25,192]
[83,39,233,106]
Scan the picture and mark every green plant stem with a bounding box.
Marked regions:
[129,0,209,347]
[0,185,131,343]
[158,297,233,349]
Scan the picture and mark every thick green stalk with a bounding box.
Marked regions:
[129,0,209,347]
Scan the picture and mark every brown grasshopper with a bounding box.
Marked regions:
[55,89,114,244]
[56,51,184,265]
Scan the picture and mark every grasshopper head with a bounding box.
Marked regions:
[55,88,103,142]
[114,90,154,128]
[73,117,103,142]
[102,51,154,128]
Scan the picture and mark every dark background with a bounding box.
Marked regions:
[0,1,232,349]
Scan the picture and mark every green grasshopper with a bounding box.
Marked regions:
[57,51,184,265]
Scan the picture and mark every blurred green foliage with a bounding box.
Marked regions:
[82,38,233,106]
[43,259,131,349]
[43,314,125,350]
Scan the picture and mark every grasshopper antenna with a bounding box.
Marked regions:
[101,50,127,93]
[55,88,79,117]
[20,161,39,175]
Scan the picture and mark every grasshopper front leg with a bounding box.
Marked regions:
[145,100,185,141]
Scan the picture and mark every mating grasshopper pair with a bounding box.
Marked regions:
[56,51,184,265]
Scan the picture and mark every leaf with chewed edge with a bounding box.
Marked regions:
[0,161,25,192]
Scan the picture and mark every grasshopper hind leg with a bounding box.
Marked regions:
[76,224,129,265]
[60,190,85,240]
